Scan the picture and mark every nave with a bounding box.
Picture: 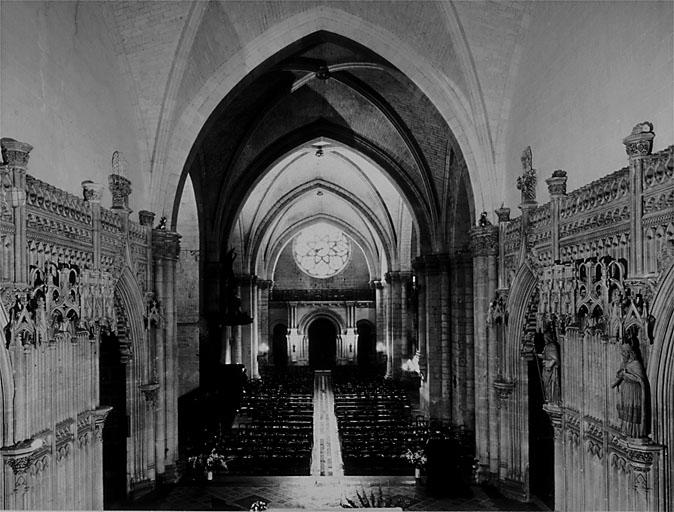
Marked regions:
[117,369,547,511]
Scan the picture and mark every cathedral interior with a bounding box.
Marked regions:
[0,1,673,511]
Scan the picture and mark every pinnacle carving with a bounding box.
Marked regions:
[623,122,654,157]
[81,180,105,203]
[517,146,537,204]
[108,174,132,210]
[0,138,33,169]
[546,169,568,197]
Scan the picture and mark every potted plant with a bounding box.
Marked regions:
[403,448,427,480]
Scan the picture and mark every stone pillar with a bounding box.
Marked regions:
[412,258,428,414]
[92,406,112,509]
[461,253,475,430]
[384,278,393,378]
[400,272,411,361]
[0,138,32,284]
[437,254,451,421]
[257,280,272,369]
[343,302,357,364]
[237,274,257,376]
[384,272,402,377]
[371,280,385,368]
[82,181,105,269]
[424,254,444,419]
[152,229,181,482]
[495,207,510,289]
[546,171,567,262]
[623,122,654,277]
[287,302,300,364]
[470,221,499,480]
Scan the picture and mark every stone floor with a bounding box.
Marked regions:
[121,475,550,511]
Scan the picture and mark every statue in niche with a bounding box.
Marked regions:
[537,324,561,403]
[611,341,650,438]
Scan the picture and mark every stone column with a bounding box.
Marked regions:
[152,229,181,482]
[400,272,411,361]
[412,258,428,414]
[257,280,272,369]
[423,254,443,419]
[371,280,385,369]
[287,302,300,364]
[0,138,32,284]
[82,181,105,270]
[438,253,451,421]
[386,271,404,378]
[545,171,567,262]
[623,122,654,276]
[470,221,499,480]
[92,406,112,509]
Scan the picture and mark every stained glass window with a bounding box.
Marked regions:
[293,222,351,278]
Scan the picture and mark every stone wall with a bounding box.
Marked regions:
[482,123,674,511]
[0,137,180,508]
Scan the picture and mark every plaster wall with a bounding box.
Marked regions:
[504,0,674,208]
[0,1,144,209]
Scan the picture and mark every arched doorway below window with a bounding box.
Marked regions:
[356,319,376,368]
[272,324,288,367]
[308,318,337,369]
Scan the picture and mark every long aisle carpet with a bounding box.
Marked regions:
[310,370,344,477]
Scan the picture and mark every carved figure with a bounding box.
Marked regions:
[537,327,560,403]
[478,211,491,227]
[157,216,167,230]
[611,342,650,438]
[517,146,537,203]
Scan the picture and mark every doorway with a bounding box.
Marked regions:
[528,331,555,509]
[356,319,375,368]
[99,330,128,507]
[272,323,288,367]
[308,318,337,369]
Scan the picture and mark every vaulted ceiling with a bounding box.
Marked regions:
[106,1,532,222]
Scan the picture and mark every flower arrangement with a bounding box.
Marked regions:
[187,448,228,474]
[403,448,427,468]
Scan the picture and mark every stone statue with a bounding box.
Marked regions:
[611,342,650,438]
[517,146,537,203]
[478,211,491,227]
[537,326,560,403]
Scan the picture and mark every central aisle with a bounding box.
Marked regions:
[310,370,345,477]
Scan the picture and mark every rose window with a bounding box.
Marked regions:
[292,223,351,278]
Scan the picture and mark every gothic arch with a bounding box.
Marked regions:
[114,266,147,368]
[503,260,539,495]
[159,7,491,230]
[648,262,674,505]
[0,300,14,446]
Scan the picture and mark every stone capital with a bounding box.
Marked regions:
[138,210,155,227]
[470,225,499,256]
[370,279,383,290]
[257,279,273,290]
[385,270,401,283]
[546,170,568,197]
[623,121,654,157]
[152,230,181,260]
[109,173,132,210]
[0,138,33,169]
[139,382,159,406]
[81,180,105,203]
[495,206,511,223]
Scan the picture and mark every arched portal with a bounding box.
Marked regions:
[272,323,288,368]
[308,318,338,369]
[356,319,376,368]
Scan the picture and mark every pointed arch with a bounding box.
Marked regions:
[158,6,492,231]
[648,262,674,506]
[0,301,15,446]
